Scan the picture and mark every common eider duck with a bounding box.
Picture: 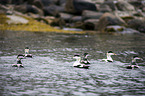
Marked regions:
[17,54,25,59]
[73,55,89,69]
[24,47,32,58]
[81,53,90,64]
[126,56,143,69]
[102,51,116,62]
[12,58,24,68]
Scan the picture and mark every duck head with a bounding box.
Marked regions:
[132,56,143,62]
[107,51,116,56]
[106,51,116,62]
[83,53,89,58]
[25,47,29,54]
[73,55,81,60]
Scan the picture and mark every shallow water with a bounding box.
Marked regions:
[0,31,145,96]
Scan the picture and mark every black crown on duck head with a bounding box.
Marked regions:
[74,55,80,57]
[133,55,138,58]
[25,47,29,49]
[84,53,88,56]
[108,51,113,53]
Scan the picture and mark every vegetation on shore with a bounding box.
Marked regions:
[0,14,86,34]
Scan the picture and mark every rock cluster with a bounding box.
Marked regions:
[0,0,145,33]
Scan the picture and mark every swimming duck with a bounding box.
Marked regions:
[126,56,143,69]
[73,55,89,69]
[17,54,25,59]
[81,53,90,64]
[12,58,24,68]
[24,47,32,58]
[102,51,116,62]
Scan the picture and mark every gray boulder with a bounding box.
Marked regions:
[121,28,140,34]
[114,11,135,23]
[106,25,140,33]
[65,0,97,14]
[99,4,112,12]
[58,13,73,22]
[82,10,103,21]
[114,11,134,18]
[43,5,65,16]
[95,12,126,32]
[83,19,99,30]
[129,0,145,11]
[11,0,26,5]
[41,0,58,6]
[0,0,24,4]
[14,4,43,15]
[128,19,145,33]
[0,0,12,4]
[57,0,66,6]
[70,16,82,23]
[116,1,135,11]
[105,25,124,32]
[103,1,117,11]
[14,4,27,13]
[32,0,43,10]
[32,5,44,16]
[92,0,104,4]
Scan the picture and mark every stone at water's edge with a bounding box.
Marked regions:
[128,19,145,33]
[7,15,29,24]
[83,19,99,30]
[105,25,124,32]
[95,13,126,32]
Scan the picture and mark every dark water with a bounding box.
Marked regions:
[0,31,145,96]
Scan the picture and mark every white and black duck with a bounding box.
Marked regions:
[17,47,32,59]
[12,58,24,68]
[102,51,116,62]
[24,47,32,58]
[73,55,90,69]
[81,53,90,64]
[126,56,143,69]
[17,54,25,59]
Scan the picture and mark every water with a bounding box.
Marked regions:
[0,31,145,96]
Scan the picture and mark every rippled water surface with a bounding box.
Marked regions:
[0,31,145,96]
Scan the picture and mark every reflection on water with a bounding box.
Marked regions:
[0,31,145,95]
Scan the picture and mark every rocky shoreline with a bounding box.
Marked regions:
[0,0,145,33]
